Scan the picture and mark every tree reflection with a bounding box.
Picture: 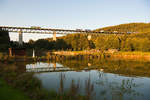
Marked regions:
[58,72,95,100]
[55,58,150,77]
[59,73,65,94]
[68,80,80,100]
[96,72,143,100]
[85,74,95,100]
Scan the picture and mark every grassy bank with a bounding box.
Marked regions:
[0,62,88,100]
[53,51,150,55]
[2,50,150,62]
[0,78,29,100]
[53,51,150,61]
[111,51,150,61]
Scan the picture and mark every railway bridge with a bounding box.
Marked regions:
[0,26,124,45]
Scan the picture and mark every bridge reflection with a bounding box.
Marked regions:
[26,66,74,72]
[26,62,98,72]
[26,62,66,72]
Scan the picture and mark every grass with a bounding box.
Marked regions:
[0,61,88,100]
[62,51,150,56]
[116,51,150,55]
[0,78,30,100]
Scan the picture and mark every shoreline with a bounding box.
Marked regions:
[52,51,150,61]
[0,62,88,100]
[1,51,150,62]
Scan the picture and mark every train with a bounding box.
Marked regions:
[30,26,41,29]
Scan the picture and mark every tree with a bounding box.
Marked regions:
[64,34,91,51]
[95,35,120,50]
[34,39,51,50]
[55,39,69,50]
[0,29,10,52]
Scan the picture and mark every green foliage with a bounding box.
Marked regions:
[54,39,69,50]
[95,23,150,33]
[88,40,95,49]
[0,29,10,51]
[95,35,120,50]
[34,39,50,50]
[0,78,30,100]
[123,37,150,52]
[25,34,95,51]
[64,34,91,50]
[94,23,150,52]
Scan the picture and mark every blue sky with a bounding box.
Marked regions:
[0,0,150,42]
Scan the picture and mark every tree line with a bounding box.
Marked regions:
[95,23,150,33]
[23,32,150,52]
[0,29,10,52]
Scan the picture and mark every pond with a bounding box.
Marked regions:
[26,59,150,100]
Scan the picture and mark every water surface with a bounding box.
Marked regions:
[26,59,150,100]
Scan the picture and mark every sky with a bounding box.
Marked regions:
[0,0,150,42]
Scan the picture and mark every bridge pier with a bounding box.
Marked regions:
[87,35,91,40]
[53,31,57,41]
[19,30,23,45]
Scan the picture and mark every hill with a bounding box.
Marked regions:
[95,23,150,33]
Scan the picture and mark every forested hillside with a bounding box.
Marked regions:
[95,23,150,33]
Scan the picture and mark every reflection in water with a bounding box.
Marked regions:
[58,72,95,100]
[68,79,80,99]
[26,59,150,100]
[97,72,143,100]
[26,62,72,72]
[59,73,65,94]
[53,62,56,70]
[85,73,95,100]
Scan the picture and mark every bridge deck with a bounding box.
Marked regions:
[0,26,124,34]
